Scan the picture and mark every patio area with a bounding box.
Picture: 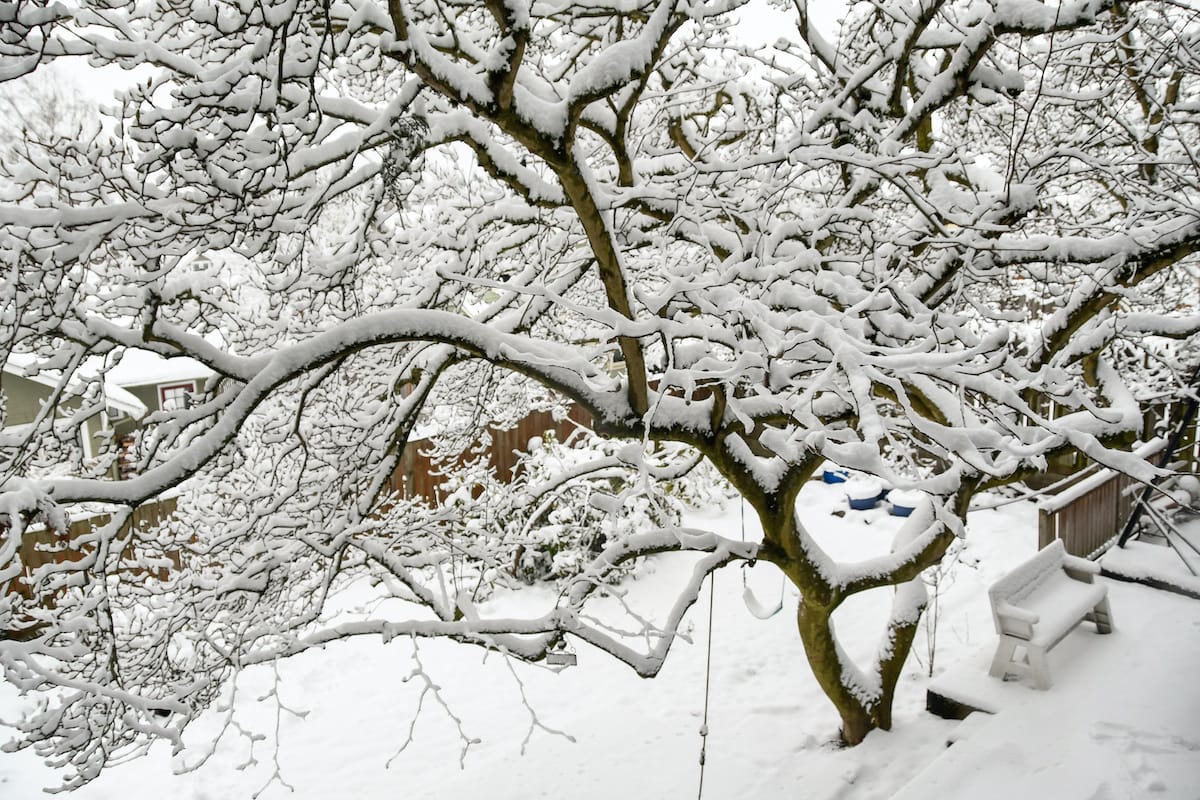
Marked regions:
[902,576,1200,798]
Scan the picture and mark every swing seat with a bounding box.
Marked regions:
[742,584,784,619]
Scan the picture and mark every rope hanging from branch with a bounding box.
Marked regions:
[696,570,715,800]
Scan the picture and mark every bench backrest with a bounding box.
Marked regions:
[987,539,1066,630]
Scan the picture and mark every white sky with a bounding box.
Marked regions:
[735,0,846,46]
[43,0,848,103]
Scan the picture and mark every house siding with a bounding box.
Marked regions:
[125,384,162,414]
[1,373,56,427]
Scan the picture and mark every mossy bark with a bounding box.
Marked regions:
[795,594,925,744]
[795,599,875,745]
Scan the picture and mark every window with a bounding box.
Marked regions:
[159,382,195,411]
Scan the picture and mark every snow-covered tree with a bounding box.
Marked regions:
[2,0,1200,784]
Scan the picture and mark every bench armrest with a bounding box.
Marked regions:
[1062,553,1100,582]
[995,601,1039,626]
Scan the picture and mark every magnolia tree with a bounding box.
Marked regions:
[2,0,1200,786]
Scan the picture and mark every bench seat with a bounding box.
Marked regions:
[1018,573,1108,649]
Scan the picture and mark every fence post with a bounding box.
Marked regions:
[1038,507,1055,550]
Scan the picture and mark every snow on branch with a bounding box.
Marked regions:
[567,0,678,106]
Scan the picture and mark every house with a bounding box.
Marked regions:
[99,350,216,479]
[2,353,145,464]
[1,349,214,479]
[101,349,214,419]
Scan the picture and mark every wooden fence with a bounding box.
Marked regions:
[5,405,593,607]
[1036,394,1200,559]
[8,495,181,577]
[386,405,593,503]
[2,495,180,639]
[1037,440,1167,558]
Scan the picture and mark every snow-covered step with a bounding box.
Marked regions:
[1101,540,1200,599]
[1171,521,1200,575]
[945,710,998,747]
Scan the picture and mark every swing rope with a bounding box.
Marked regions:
[740,499,746,587]
[696,569,715,800]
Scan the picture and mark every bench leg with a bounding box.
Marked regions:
[1027,646,1053,690]
[990,637,1054,689]
[989,638,1019,680]
[1087,595,1114,634]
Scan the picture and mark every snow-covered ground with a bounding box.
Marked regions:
[3,480,1199,798]
[1102,517,1200,598]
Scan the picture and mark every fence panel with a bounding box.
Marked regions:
[2,495,180,638]
[1037,440,1166,558]
[388,404,594,504]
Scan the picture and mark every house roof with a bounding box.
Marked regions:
[5,347,216,420]
[100,383,148,419]
[2,353,61,391]
[103,349,215,388]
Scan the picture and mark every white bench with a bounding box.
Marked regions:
[987,539,1113,689]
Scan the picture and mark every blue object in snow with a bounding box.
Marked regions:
[844,477,884,511]
[822,468,849,484]
[887,490,925,517]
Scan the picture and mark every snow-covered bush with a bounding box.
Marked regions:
[438,430,731,586]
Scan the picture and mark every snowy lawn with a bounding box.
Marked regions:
[3,480,1198,798]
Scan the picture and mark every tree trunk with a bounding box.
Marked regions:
[794,579,928,745]
[873,604,923,732]
[744,472,957,746]
[796,599,877,745]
